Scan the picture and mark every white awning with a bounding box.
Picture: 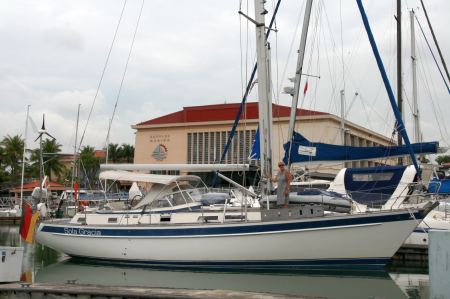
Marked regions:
[100,163,249,172]
[99,170,201,185]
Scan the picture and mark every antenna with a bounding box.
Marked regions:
[34,113,56,207]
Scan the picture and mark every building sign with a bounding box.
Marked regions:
[149,134,170,143]
[152,144,168,161]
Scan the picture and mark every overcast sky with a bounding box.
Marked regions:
[0,0,448,154]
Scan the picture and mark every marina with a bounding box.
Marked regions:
[0,0,449,298]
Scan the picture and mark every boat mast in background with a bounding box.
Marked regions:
[71,104,81,192]
[287,0,313,171]
[410,10,421,144]
[396,0,403,165]
[356,0,420,177]
[420,0,450,86]
[19,105,31,215]
[254,0,273,195]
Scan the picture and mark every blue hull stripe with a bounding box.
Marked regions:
[69,255,390,270]
[40,211,422,237]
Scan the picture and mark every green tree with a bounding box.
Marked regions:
[1,134,25,181]
[107,143,121,163]
[79,146,100,189]
[29,138,64,181]
[119,143,134,163]
[436,155,450,165]
[42,138,64,181]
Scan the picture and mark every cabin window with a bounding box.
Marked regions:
[198,215,219,222]
[77,217,86,223]
[160,215,171,222]
[352,172,394,182]
[225,215,246,221]
[108,217,118,223]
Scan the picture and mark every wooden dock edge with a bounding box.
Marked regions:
[0,282,319,299]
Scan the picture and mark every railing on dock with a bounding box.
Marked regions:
[0,197,16,209]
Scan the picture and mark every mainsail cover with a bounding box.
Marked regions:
[282,131,438,164]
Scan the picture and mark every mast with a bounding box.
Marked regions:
[254,0,272,194]
[19,105,30,214]
[410,10,420,143]
[71,104,81,192]
[396,0,403,165]
[356,0,421,177]
[420,0,450,85]
[286,0,313,170]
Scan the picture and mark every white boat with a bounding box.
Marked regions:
[0,247,24,282]
[328,165,450,247]
[36,202,435,269]
[36,0,437,270]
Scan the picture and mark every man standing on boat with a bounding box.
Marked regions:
[266,161,292,208]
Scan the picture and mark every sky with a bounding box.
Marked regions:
[0,0,448,155]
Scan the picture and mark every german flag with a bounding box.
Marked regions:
[19,201,40,243]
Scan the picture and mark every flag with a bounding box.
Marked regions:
[19,201,40,244]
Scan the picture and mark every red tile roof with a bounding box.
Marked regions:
[10,180,66,192]
[136,102,327,126]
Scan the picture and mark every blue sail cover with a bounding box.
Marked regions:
[283,131,438,164]
[249,128,260,160]
[343,165,407,206]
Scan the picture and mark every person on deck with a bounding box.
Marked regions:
[266,161,292,208]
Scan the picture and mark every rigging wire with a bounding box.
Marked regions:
[105,0,145,162]
[414,14,450,94]
[78,0,128,152]
[415,35,450,146]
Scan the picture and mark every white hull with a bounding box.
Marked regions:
[403,209,450,246]
[0,247,24,282]
[37,209,426,269]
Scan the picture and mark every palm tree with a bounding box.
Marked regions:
[42,138,64,181]
[119,143,134,163]
[107,143,121,163]
[79,146,100,189]
[29,138,64,181]
[1,134,25,181]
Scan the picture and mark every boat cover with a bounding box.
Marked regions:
[99,170,201,185]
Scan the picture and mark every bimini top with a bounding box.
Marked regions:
[99,170,201,185]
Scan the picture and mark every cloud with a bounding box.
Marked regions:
[0,0,448,156]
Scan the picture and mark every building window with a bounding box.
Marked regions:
[221,131,227,163]
[233,131,238,164]
[227,131,232,163]
[204,133,209,164]
[198,133,203,164]
[193,132,198,164]
[239,130,244,163]
[187,133,192,164]
[209,132,215,163]
[216,132,221,163]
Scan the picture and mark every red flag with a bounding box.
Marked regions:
[19,202,32,240]
[20,201,39,243]
[303,81,308,95]
[74,182,79,201]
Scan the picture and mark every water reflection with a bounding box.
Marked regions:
[35,260,409,299]
[1,224,430,299]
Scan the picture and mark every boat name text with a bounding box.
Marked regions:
[64,227,102,236]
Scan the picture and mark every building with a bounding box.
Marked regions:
[132,102,394,176]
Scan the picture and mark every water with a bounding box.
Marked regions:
[1,224,430,298]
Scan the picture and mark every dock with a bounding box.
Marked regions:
[0,216,21,224]
[0,283,318,299]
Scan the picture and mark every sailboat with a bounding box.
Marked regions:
[35,0,437,269]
